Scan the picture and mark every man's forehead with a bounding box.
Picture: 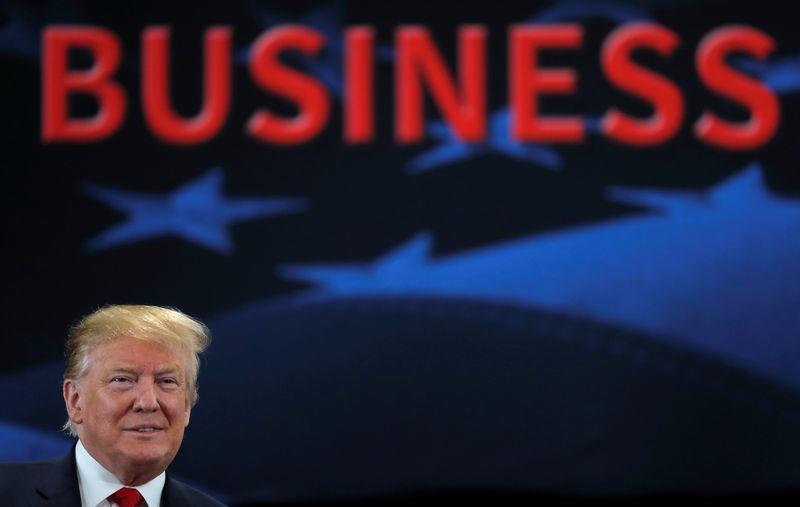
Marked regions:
[88,336,190,370]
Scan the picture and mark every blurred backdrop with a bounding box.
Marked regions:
[2,0,800,504]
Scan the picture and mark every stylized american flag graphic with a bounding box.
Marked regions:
[2,0,800,504]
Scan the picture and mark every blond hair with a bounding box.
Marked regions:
[62,305,210,436]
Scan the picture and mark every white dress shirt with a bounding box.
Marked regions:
[75,440,165,507]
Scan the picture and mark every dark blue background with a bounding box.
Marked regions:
[2,0,800,504]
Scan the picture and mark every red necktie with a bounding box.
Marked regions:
[108,487,144,507]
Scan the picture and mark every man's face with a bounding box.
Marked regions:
[64,336,192,484]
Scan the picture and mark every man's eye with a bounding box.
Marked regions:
[160,378,178,385]
[111,377,130,383]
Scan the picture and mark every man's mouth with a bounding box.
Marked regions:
[125,426,164,433]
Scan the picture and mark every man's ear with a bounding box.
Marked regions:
[63,380,83,424]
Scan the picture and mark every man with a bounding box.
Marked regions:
[0,305,226,506]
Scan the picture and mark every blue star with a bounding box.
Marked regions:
[278,231,435,291]
[82,168,308,254]
[235,2,348,98]
[405,109,604,175]
[0,0,89,60]
[235,1,393,99]
[278,163,800,391]
[0,6,39,59]
[731,55,800,95]
[527,0,653,23]
[405,108,563,174]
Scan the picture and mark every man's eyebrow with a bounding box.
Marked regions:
[107,366,140,375]
[104,365,183,376]
[155,365,183,376]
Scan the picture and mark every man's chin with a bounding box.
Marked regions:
[119,441,177,469]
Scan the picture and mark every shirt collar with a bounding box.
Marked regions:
[75,439,165,507]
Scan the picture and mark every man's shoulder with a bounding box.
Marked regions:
[0,455,73,503]
[0,455,65,481]
[166,476,228,507]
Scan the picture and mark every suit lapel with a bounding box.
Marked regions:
[32,449,83,507]
[27,449,205,507]
[161,474,186,507]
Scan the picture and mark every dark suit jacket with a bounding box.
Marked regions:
[0,448,227,507]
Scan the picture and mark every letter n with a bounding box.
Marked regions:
[395,26,486,143]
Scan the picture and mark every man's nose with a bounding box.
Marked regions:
[133,379,160,412]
